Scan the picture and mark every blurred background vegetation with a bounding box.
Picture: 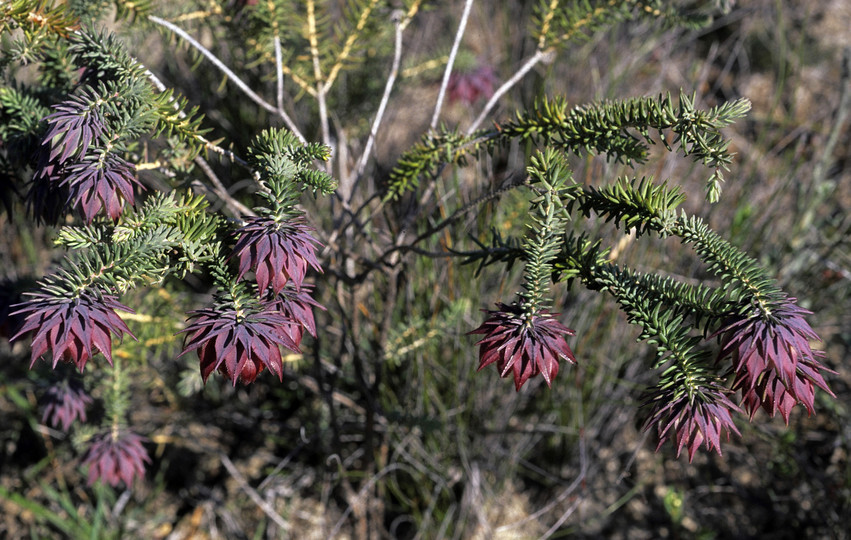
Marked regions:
[1,0,849,538]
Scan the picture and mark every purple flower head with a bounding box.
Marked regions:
[41,378,93,432]
[267,285,324,348]
[41,92,107,166]
[469,302,576,391]
[447,64,497,105]
[179,303,301,386]
[11,290,136,372]
[645,383,741,462]
[713,298,834,422]
[31,148,141,224]
[59,153,142,223]
[232,216,323,294]
[81,429,149,488]
[28,92,141,224]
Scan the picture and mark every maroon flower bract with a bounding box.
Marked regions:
[81,430,149,488]
[41,378,93,432]
[60,153,142,222]
[179,305,301,385]
[31,93,142,223]
[645,383,741,462]
[469,302,576,391]
[233,216,322,294]
[447,64,497,105]
[268,285,324,348]
[11,291,136,372]
[714,298,834,422]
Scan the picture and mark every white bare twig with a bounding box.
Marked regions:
[220,453,291,532]
[193,155,254,217]
[429,0,475,130]
[466,48,552,134]
[306,0,331,151]
[148,15,305,143]
[272,33,301,138]
[349,10,407,191]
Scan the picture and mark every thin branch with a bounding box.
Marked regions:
[193,155,255,217]
[273,35,285,115]
[466,48,552,134]
[328,463,412,539]
[537,0,560,50]
[143,56,259,215]
[349,10,406,189]
[148,15,306,143]
[350,173,528,282]
[306,0,331,149]
[429,0,475,130]
[220,453,291,532]
[813,46,851,185]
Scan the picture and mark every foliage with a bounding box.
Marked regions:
[0,0,846,537]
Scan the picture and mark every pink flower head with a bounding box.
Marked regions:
[714,298,834,422]
[267,285,324,348]
[81,429,149,487]
[11,290,136,372]
[179,304,300,385]
[469,302,576,391]
[232,216,322,294]
[447,64,497,105]
[645,383,741,462]
[31,94,142,223]
[59,153,142,222]
[41,378,93,432]
[40,92,106,166]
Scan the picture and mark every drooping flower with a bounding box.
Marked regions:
[179,303,301,385]
[41,378,93,432]
[644,382,741,462]
[28,92,142,224]
[469,302,576,391]
[232,216,322,294]
[714,298,834,422]
[40,90,107,166]
[81,429,149,488]
[11,290,136,372]
[267,285,324,348]
[447,64,497,105]
[58,152,142,222]
[30,143,141,225]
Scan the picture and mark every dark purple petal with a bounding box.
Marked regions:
[11,291,135,372]
[232,217,323,294]
[469,302,576,391]
[81,430,149,488]
[645,384,741,462]
[714,297,834,421]
[179,301,301,386]
[41,378,92,432]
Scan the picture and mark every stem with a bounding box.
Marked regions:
[325,0,381,89]
[672,216,782,317]
[350,10,406,190]
[306,0,331,149]
[467,49,551,134]
[519,190,560,315]
[109,350,125,437]
[147,15,305,143]
[430,0,475,130]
